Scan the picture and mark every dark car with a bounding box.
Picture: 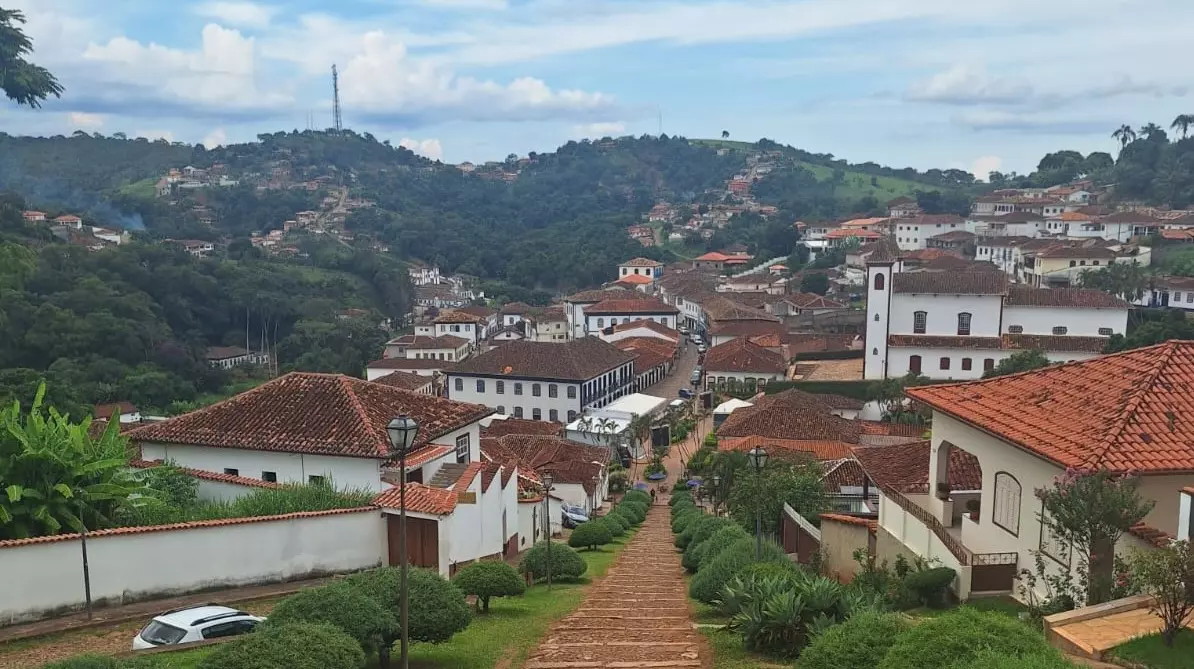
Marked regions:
[678,389,694,399]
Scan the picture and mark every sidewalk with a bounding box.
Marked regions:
[0,577,331,644]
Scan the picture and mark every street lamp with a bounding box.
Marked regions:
[747,446,769,559]
[386,414,420,669]
[711,474,721,516]
[544,473,556,587]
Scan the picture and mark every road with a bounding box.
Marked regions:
[643,339,700,401]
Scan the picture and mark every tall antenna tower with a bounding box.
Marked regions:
[331,64,343,133]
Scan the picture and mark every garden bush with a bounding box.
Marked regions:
[683,538,713,573]
[669,490,692,506]
[684,516,733,554]
[689,537,786,603]
[623,489,651,505]
[199,622,365,669]
[670,497,696,515]
[518,540,588,582]
[696,525,752,571]
[344,567,471,643]
[265,581,397,656]
[39,657,119,669]
[670,504,696,523]
[879,608,1055,669]
[608,506,635,528]
[622,500,649,520]
[671,508,701,534]
[722,568,854,657]
[676,514,716,549]
[946,649,1075,669]
[799,610,911,669]
[602,511,628,536]
[452,560,526,612]
[569,519,614,550]
[905,566,957,608]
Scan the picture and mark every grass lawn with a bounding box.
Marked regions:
[1109,629,1194,669]
[905,596,1028,620]
[133,532,637,669]
[697,627,788,669]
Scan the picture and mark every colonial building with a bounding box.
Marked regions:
[583,297,679,335]
[563,287,634,340]
[703,338,787,391]
[617,258,664,283]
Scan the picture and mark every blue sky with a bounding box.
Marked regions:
[4,0,1193,176]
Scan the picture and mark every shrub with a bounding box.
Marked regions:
[676,514,716,549]
[945,649,1075,669]
[879,608,1055,669]
[452,561,526,612]
[723,569,853,657]
[265,581,397,656]
[684,516,733,553]
[39,657,118,669]
[905,566,957,608]
[799,610,911,669]
[569,519,614,550]
[670,490,692,506]
[697,525,752,571]
[622,500,649,521]
[671,498,696,515]
[518,540,588,582]
[602,512,628,536]
[671,509,701,534]
[198,622,365,669]
[344,567,471,643]
[608,506,635,528]
[689,537,786,604]
[623,489,651,505]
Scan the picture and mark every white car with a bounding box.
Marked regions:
[132,605,263,650]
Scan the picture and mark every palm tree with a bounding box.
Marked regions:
[1171,114,1194,139]
[1139,123,1166,141]
[1112,124,1137,150]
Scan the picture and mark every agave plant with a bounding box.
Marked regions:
[724,567,861,657]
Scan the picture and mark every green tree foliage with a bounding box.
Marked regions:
[0,386,154,539]
[198,622,366,669]
[688,537,787,604]
[517,540,588,582]
[982,349,1052,378]
[1106,309,1194,353]
[799,272,830,296]
[725,459,827,535]
[0,9,63,108]
[879,608,1059,669]
[343,567,472,644]
[264,581,398,657]
[1077,261,1149,304]
[1129,540,1194,647]
[799,610,911,669]
[451,560,527,612]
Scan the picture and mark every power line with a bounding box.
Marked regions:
[332,64,343,133]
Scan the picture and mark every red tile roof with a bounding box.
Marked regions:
[481,461,503,490]
[129,459,281,488]
[481,435,606,492]
[703,296,780,322]
[615,274,654,285]
[389,445,454,470]
[822,458,867,490]
[371,371,436,391]
[622,257,664,267]
[613,337,678,374]
[851,441,983,494]
[128,372,492,459]
[820,513,878,533]
[95,402,137,419]
[372,483,458,515]
[1127,522,1174,548]
[888,335,1002,350]
[565,287,633,303]
[893,271,1008,295]
[585,297,679,315]
[453,461,485,490]
[906,341,1194,473]
[717,389,862,443]
[1002,334,1108,353]
[709,320,786,338]
[434,311,485,324]
[448,338,635,381]
[368,358,448,371]
[1004,286,1128,309]
[859,421,931,438]
[611,319,680,340]
[785,293,847,310]
[482,418,564,438]
[704,338,787,374]
[720,435,855,461]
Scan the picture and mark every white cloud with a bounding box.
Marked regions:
[574,122,625,136]
[398,137,444,160]
[905,65,1032,105]
[134,129,174,142]
[969,156,1002,181]
[193,1,277,29]
[203,128,229,148]
[420,0,509,9]
[68,112,104,129]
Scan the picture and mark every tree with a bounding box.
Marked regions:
[343,567,472,646]
[799,272,829,296]
[451,561,526,613]
[264,581,398,659]
[198,622,365,669]
[721,130,730,139]
[568,519,613,550]
[1077,261,1148,305]
[1139,122,1168,142]
[726,458,827,533]
[1129,540,1194,647]
[1112,124,1137,150]
[982,350,1051,379]
[1172,114,1194,140]
[0,8,64,107]
[1037,469,1154,605]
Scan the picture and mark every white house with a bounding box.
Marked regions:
[563,393,667,460]
[703,338,787,391]
[599,319,681,346]
[384,335,471,362]
[583,297,680,335]
[563,288,635,340]
[432,311,486,349]
[481,434,610,515]
[444,338,637,424]
[205,346,269,370]
[856,341,1194,601]
[892,214,967,251]
[1136,275,1194,311]
[94,402,141,424]
[366,357,448,380]
[617,257,664,282]
[864,239,1128,381]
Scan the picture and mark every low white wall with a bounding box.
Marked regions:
[0,508,385,625]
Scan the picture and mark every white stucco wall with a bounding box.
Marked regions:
[138,444,385,492]
[0,509,385,624]
[517,500,542,552]
[585,313,675,335]
[1002,306,1126,337]
[703,370,785,388]
[889,294,1003,337]
[447,376,581,423]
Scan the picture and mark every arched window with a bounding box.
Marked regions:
[872,347,879,355]
[957,312,972,336]
[873,272,885,290]
[913,311,927,334]
[993,472,1022,536]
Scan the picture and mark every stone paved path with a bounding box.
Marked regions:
[525,506,702,668]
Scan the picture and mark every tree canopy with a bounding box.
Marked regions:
[0,8,63,107]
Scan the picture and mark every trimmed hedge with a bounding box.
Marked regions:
[697,525,751,571]
[623,489,651,505]
[518,540,588,582]
[343,567,471,644]
[669,491,692,506]
[568,520,614,550]
[945,650,1075,669]
[198,623,365,669]
[798,610,911,669]
[671,509,701,534]
[879,608,1057,669]
[675,514,716,550]
[603,512,629,535]
[689,536,787,604]
[264,581,397,656]
[451,561,526,612]
[905,566,957,608]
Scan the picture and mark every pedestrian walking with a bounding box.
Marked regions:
[650,488,657,505]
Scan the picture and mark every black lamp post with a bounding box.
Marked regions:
[711,474,721,516]
[542,471,554,590]
[386,414,420,669]
[747,446,769,559]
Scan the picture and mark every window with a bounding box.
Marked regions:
[1188,293,1194,304]
[514,383,523,395]
[514,406,524,418]
[874,313,880,322]
[533,408,542,420]
[548,384,558,398]
[1069,260,1076,267]
[454,378,463,392]
[1093,260,1100,266]
[909,355,922,374]
[549,409,558,422]
[567,410,578,422]
[957,312,972,336]
[873,273,885,290]
[454,434,470,463]
[597,318,604,328]
[224,468,239,476]
[497,405,505,415]
[872,347,878,355]
[939,357,950,370]
[476,379,485,393]
[202,620,258,639]
[1052,326,1068,335]
[992,472,1021,536]
[984,358,995,372]
[496,380,504,394]
[1098,327,1113,336]
[1007,325,1024,334]
[567,385,577,399]
[961,358,972,371]
[308,475,326,485]
[261,471,277,483]
[532,383,542,397]
[913,311,927,334]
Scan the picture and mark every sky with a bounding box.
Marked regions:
[4,0,1193,176]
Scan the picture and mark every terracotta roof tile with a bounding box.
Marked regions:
[717,389,862,443]
[482,418,564,438]
[813,393,865,410]
[906,341,1194,473]
[585,297,678,315]
[859,421,931,438]
[893,271,1008,295]
[703,296,781,322]
[433,311,485,324]
[611,319,680,340]
[367,358,448,371]
[565,287,633,303]
[927,230,976,243]
[720,435,854,461]
[481,435,606,491]
[614,337,678,374]
[709,320,786,338]
[1002,334,1108,353]
[372,484,457,515]
[851,441,983,494]
[371,371,436,391]
[448,338,635,381]
[128,373,491,458]
[1005,286,1128,309]
[705,338,787,374]
[129,459,281,488]
[786,293,847,310]
[615,274,654,285]
[888,334,1002,350]
[1127,522,1173,548]
[622,257,664,267]
[820,513,878,533]
[822,459,867,490]
[386,445,454,470]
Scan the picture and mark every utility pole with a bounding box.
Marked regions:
[332,64,343,133]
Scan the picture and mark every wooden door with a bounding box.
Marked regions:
[387,515,439,569]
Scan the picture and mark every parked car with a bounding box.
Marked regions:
[678,389,694,399]
[690,369,702,385]
[561,504,590,528]
[697,344,707,354]
[133,605,263,650]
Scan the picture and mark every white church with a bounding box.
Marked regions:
[863,239,1130,381]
